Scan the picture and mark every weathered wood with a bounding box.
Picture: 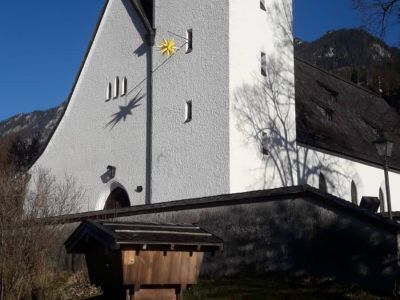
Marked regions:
[122,250,203,286]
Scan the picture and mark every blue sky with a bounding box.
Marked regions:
[0,0,398,121]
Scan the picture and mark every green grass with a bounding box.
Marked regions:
[183,276,390,300]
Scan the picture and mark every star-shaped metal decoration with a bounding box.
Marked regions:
[158,38,177,56]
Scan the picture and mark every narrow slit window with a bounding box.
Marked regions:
[261,132,268,155]
[351,180,358,205]
[113,76,119,99]
[319,173,327,193]
[261,52,267,76]
[260,0,266,11]
[121,77,127,96]
[185,101,192,123]
[106,82,112,101]
[186,29,193,53]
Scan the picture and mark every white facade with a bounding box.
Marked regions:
[31,0,400,213]
[32,0,150,210]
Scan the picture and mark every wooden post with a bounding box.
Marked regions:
[103,288,126,300]
[126,288,135,300]
[175,285,183,300]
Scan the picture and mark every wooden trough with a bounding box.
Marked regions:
[65,220,223,300]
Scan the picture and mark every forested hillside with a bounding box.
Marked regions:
[295,29,400,110]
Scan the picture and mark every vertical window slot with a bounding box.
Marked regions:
[114,77,119,99]
[319,173,327,192]
[121,77,127,96]
[186,29,193,54]
[185,101,192,123]
[261,52,267,77]
[351,180,358,204]
[261,132,268,155]
[106,82,112,101]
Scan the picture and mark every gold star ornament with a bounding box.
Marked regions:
[158,38,177,56]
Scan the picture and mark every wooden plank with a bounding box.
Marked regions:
[122,251,204,286]
[115,229,212,237]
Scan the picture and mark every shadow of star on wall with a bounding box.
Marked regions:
[106,91,144,129]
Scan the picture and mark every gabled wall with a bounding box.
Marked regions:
[31,0,150,210]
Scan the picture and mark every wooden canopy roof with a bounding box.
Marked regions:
[65,220,224,253]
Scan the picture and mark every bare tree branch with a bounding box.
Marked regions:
[353,0,400,38]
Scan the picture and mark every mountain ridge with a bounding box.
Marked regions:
[295,28,400,105]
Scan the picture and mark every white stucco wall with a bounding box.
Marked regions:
[227,0,400,212]
[229,0,296,192]
[299,145,400,211]
[30,0,400,214]
[151,0,230,203]
[31,0,150,211]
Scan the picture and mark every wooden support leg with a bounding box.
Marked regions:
[104,288,126,300]
[126,288,135,300]
[175,286,183,300]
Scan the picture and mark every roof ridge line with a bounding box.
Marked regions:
[294,56,383,98]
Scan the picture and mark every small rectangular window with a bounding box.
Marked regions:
[121,77,127,96]
[106,82,112,101]
[261,131,268,155]
[260,0,266,11]
[186,29,193,54]
[113,77,119,99]
[185,101,192,123]
[261,52,267,76]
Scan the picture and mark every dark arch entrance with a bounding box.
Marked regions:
[104,187,130,210]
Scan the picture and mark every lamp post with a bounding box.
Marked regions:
[373,135,394,219]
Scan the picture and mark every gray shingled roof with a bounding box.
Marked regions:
[65,220,224,253]
[295,57,400,172]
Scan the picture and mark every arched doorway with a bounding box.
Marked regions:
[104,187,130,210]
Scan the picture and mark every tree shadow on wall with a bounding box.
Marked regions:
[105,91,144,129]
[233,53,353,194]
[232,0,354,195]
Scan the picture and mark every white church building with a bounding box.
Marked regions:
[31,0,400,213]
